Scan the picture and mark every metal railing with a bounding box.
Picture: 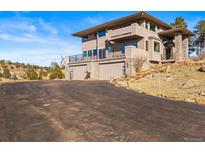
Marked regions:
[69,51,125,63]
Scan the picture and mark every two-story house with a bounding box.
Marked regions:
[65,12,194,80]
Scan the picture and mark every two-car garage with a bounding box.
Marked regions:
[68,61,125,80]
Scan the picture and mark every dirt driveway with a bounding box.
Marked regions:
[0,80,205,141]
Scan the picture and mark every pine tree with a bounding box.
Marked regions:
[170,16,187,28]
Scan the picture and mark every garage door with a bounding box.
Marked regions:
[99,62,125,80]
[70,65,87,80]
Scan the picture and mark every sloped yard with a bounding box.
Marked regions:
[113,61,205,104]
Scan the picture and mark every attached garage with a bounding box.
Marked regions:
[99,62,125,80]
[70,65,87,80]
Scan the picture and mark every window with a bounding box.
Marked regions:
[88,50,92,57]
[83,51,87,58]
[82,36,88,42]
[120,43,125,54]
[146,41,149,51]
[127,41,138,47]
[145,21,149,29]
[98,30,106,37]
[150,23,156,32]
[94,33,97,39]
[99,49,105,59]
[93,49,97,56]
[154,41,160,52]
[107,44,113,52]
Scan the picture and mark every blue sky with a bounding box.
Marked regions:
[0,11,204,66]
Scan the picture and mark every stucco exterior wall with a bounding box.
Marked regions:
[66,14,191,80]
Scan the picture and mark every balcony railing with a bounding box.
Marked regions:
[69,52,125,63]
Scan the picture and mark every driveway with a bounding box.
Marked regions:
[0,80,205,141]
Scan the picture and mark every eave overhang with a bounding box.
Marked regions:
[158,27,195,38]
[72,11,172,37]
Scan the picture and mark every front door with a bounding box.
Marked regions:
[166,48,172,60]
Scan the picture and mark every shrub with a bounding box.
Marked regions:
[49,65,65,80]
[0,60,5,66]
[10,66,14,70]
[38,69,43,80]
[42,71,48,77]
[0,72,3,78]
[3,68,11,79]
[26,67,38,80]
[134,57,147,73]
[15,62,21,68]
[11,74,18,80]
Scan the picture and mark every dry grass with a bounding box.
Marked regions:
[113,61,205,104]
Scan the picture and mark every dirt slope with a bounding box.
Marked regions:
[113,61,205,104]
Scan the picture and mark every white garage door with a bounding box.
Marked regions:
[71,65,87,80]
[99,62,125,80]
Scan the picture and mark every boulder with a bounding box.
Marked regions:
[165,65,171,73]
[166,76,173,82]
[200,90,205,96]
[198,66,205,72]
[180,79,200,89]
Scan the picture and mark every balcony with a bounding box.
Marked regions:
[106,23,145,41]
[68,51,125,63]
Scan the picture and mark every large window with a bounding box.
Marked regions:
[98,30,106,37]
[94,33,97,39]
[120,43,125,54]
[120,41,138,54]
[107,44,113,53]
[127,41,138,47]
[150,23,156,32]
[99,49,106,59]
[82,36,88,42]
[154,41,160,52]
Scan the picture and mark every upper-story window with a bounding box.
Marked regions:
[93,49,97,56]
[82,36,89,42]
[145,21,149,29]
[98,30,106,37]
[94,33,97,39]
[146,41,149,51]
[107,44,113,52]
[150,23,156,32]
[154,41,160,52]
[83,51,87,58]
[127,41,138,47]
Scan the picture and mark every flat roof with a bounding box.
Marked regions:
[158,27,195,38]
[72,11,172,37]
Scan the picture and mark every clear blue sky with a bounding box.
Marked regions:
[0,11,204,66]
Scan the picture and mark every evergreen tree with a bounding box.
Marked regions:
[3,68,11,79]
[189,20,205,55]
[26,66,38,80]
[49,63,65,80]
[170,16,187,28]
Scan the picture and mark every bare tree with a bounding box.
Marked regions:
[134,57,147,73]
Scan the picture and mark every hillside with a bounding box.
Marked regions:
[0,60,65,82]
[112,60,205,104]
